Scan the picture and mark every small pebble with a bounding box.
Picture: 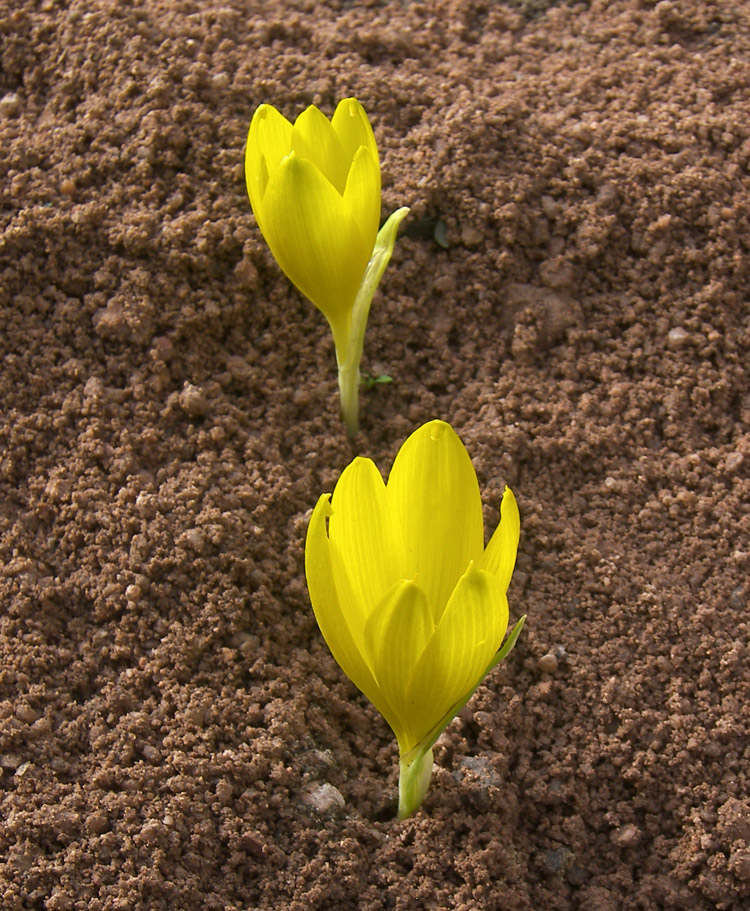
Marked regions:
[86,811,109,835]
[303,783,345,813]
[141,744,161,764]
[460,224,483,245]
[537,652,559,675]
[453,755,502,790]
[541,195,561,219]
[725,451,744,473]
[0,92,20,116]
[150,336,173,362]
[15,703,39,724]
[55,811,80,835]
[666,326,689,348]
[233,258,258,286]
[30,716,51,737]
[180,383,209,418]
[543,845,573,875]
[140,820,164,845]
[240,832,265,856]
[612,823,641,847]
[184,528,205,551]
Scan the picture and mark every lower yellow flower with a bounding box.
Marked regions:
[305,420,525,818]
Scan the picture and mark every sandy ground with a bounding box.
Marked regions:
[1,0,749,908]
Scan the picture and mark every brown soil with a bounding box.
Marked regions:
[2,0,749,909]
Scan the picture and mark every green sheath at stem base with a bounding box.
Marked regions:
[397,748,434,820]
[337,359,361,440]
[334,206,410,438]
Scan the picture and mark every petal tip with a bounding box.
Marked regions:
[310,491,333,522]
[428,420,450,441]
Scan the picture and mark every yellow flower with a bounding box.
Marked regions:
[245,98,379,331]
[245,98,409,437]
[305,420,525,818]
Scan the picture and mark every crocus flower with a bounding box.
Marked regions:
[245,98,409,437]
[305,420,525,818]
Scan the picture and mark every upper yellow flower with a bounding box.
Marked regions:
[305,420,523,815]
[245,98,381,335]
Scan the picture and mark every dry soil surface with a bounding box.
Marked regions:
[1,1,750,909]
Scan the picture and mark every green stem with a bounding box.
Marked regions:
[334,206,410,438]
[397,747,434,820]
[337,355,361,438]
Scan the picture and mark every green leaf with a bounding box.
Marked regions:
[361,372,393,389]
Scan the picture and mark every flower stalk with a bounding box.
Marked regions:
[335,206,410,436]
[398,748,434,821]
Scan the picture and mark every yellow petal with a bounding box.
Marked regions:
[245,104,293,228]
[332,98,379,170]
[342,145,380,258]
[291,105,349,194]
[363,580,434,748]
[328,457,403,629]
[260,152,370,327]
[386,420,484,622]
[334,98,380,253]
[404,564,509,748]
[478,486,520,592]
[305,494,401,733]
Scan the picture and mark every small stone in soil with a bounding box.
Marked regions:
[303,783,345,813]
[180,383,209,418]
[543,845,574,875]
[537,652,559,675]
[612,823,641,847]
